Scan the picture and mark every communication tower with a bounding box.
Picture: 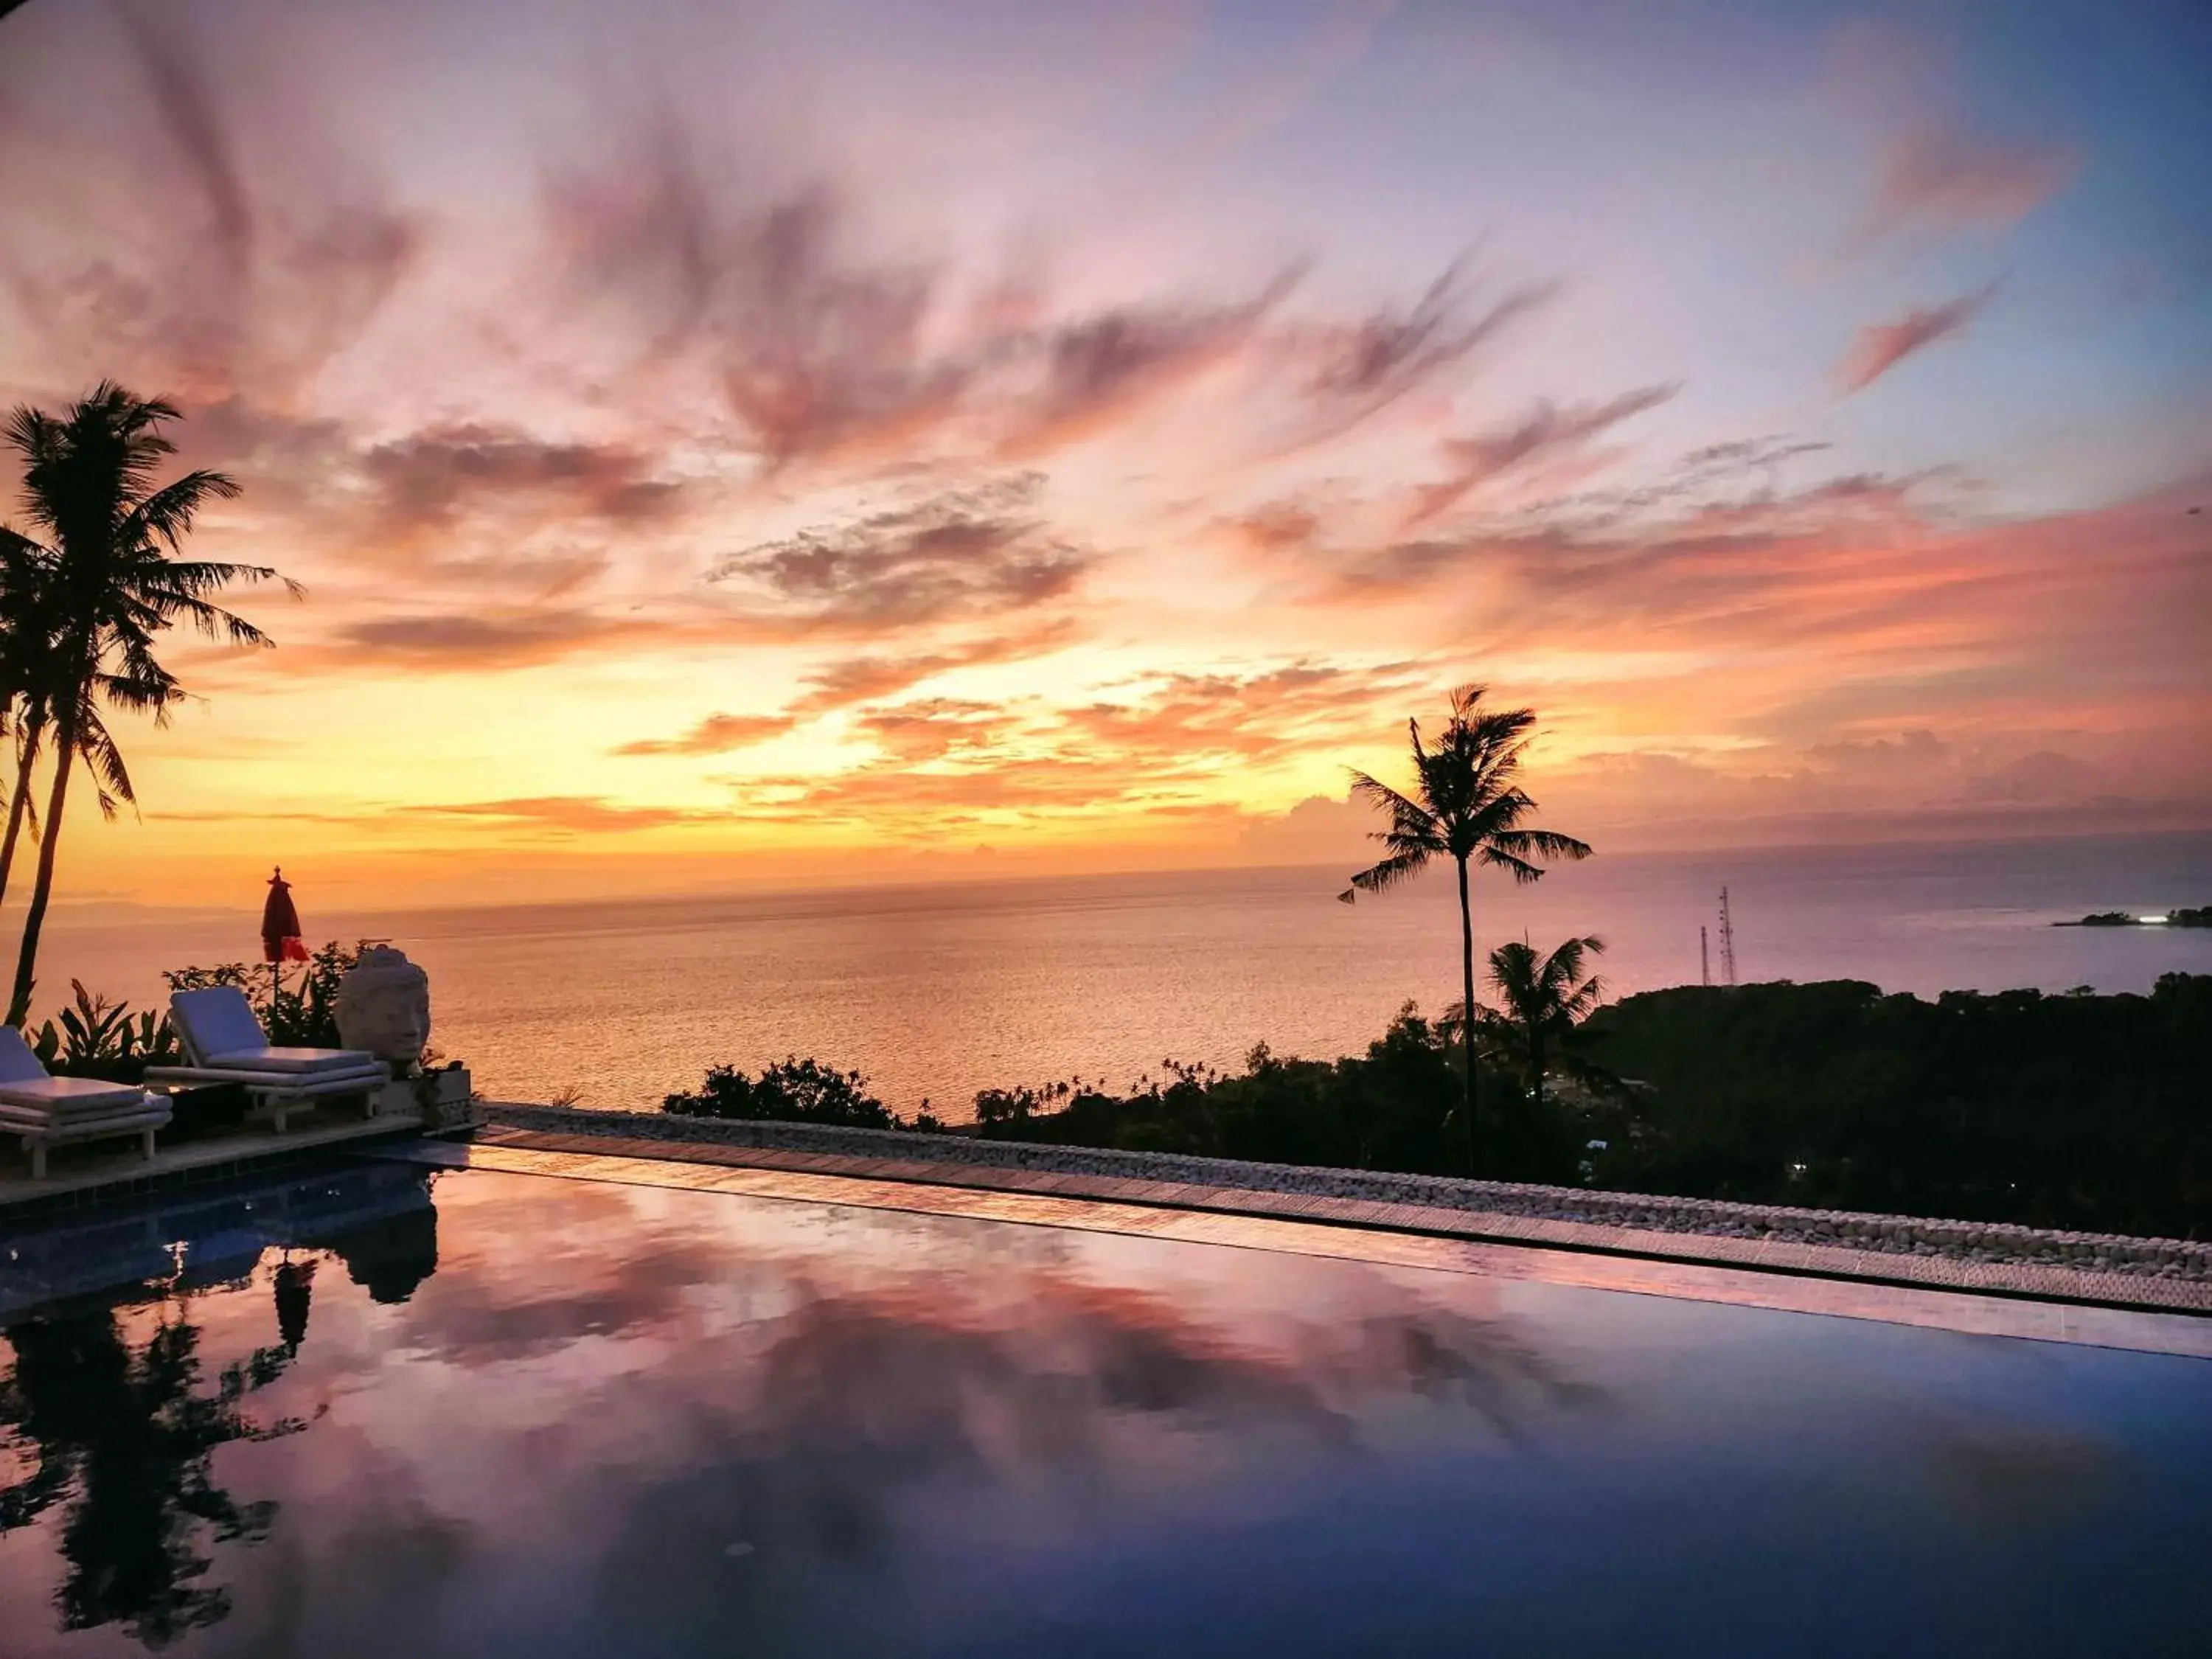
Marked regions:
[1718,887,1738,986]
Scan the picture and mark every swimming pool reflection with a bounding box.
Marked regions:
[0,1163,2206,1657]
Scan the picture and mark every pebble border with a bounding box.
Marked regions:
[482,1104,2209,1285]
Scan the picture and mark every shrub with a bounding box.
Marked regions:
[1577,973,2212,1235]
[164,940,368,1049]
[29,981,181,1082]
[664,1057,896,1128]
[967,1007,1557,1182]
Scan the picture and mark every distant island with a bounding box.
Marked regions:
[2056,906,2211,928]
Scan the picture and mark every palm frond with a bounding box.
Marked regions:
[1488,827,1593,863]
[142,556,299,600]
[1476,844,1545,883]
[1346,768,1444,846]
[1344,846,1433,898]
[150,594,274,647]
[77,715,139,813]
[1541,934,1604,986]
[119,470,244,554]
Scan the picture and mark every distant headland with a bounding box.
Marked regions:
[2055,906,2211,928]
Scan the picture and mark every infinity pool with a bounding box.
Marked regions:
[1,1159,2207,1656]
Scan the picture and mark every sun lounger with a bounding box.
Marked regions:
[145,986,391,1133]
[0,1024,173,1178]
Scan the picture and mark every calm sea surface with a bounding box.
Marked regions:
[31,832,2212,1119]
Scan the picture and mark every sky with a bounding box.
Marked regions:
[0,0,2207,908]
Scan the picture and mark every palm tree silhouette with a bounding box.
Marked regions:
[1,384,293,1024]
[1340,685,1590,1170]
[1474,934,1615,1114]
[0,530,170,914]
[0,527,49,912]
[0,1301,312,1644]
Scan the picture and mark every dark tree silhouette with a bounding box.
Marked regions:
[1474,934,1617,1113]
[0,524,58,911]
[274,1260,315,1354]
[1340,685,1590,1169]
[1,384,293,1023]
[0,1302,312,1645]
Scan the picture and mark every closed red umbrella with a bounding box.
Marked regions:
[262,866,309,1012]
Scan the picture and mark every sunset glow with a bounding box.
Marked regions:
[2,0,2205,908]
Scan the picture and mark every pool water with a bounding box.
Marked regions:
[1,1161,2208,1656]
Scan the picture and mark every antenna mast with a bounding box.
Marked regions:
[1718,887,1738,986]
[1700,925,1710,987]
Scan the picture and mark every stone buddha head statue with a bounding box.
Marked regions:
[333,944,432,1065]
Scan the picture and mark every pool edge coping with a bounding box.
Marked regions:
[364,1133,2212,1362]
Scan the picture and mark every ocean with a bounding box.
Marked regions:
[29,832,2212,1120]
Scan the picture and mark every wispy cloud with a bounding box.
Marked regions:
[1836,285,1998,394]
[708,476,1088,630]
[995,270,1305,457]
[1290,264,1557,445]
[1856,126,2076,247]
[789,622,1081,714]
[325,609,671,669]
[852,699,1010,763]
[613,714,797,758]
[548,160,985,470]
[723,658,1433,835]
[4,4,421,406]
[414,796,717,834]
[358,425,686,533]
[1405,384,1678,524]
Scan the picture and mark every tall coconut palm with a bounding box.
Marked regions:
[1475,934,1615,1113]
[1340,684,1590,1170]
[2,384,289,1025]
[0,531,159,914]
[0,526,47,911]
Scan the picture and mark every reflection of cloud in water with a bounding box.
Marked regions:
[342,1175,1607,1622]
[35,1171,1581,1652]
[9,1169,2205,1654]
[551,1268,1601,1650]
[399,1177,1601,1450]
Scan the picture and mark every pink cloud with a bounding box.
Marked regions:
[1405,384,1677,525]
[1860,126,2077,245]
[1835,285,1997,394]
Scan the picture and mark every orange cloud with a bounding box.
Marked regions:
[413,797,718,835]
[789,622,1082,713]
[613,714,797,758]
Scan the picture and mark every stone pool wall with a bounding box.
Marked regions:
[482,1103,2210,1285]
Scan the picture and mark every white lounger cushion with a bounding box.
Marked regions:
[0,1075,153,1115]
[0,1099,170,1132]
[146,1063,385,1092]
[0,1026,158,1116]
[170,986,377,1074]
[204,1045,379,1074]
[0,1029,168,1153]
[169,986,268,1060]
[0,1024,48,1086]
